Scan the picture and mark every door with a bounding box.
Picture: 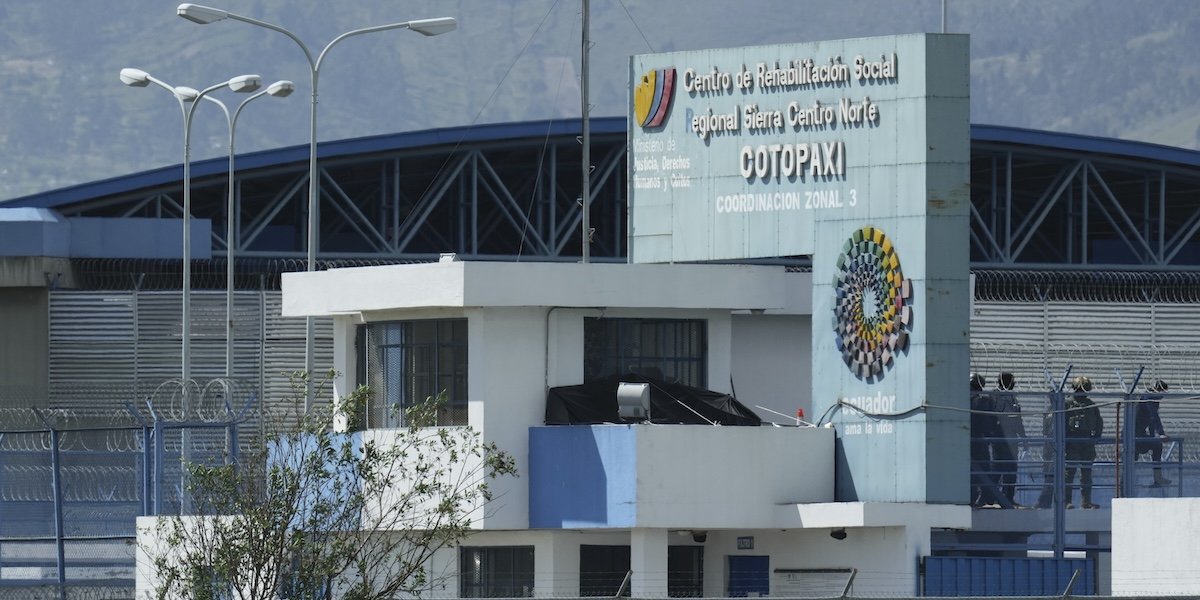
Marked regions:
[727,555,769,597]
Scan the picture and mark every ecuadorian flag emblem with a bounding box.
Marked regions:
[634,68,676,128]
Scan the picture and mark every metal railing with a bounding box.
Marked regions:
[971,435,1191,510]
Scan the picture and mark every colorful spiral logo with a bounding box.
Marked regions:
[832,226,913,379]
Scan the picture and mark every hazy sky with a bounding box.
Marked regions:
[2,0,1197,199]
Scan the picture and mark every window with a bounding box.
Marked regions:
[460,546,534,598]
[580,545,630,597]
[579,545,705,597]
[358,319,468,427]
[668,546,704,597]
[584,318,707,387]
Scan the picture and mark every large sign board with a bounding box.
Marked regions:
[629,34,971,503]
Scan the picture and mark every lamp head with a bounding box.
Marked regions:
[177,3,229,24]
[266,80,295,98]
[406,17,457,36]
[119,68,152,87]
[228,74,263,93]
[175,86,201,102]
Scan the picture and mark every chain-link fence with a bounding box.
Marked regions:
[0,385,254,599]
[0,586,133,600]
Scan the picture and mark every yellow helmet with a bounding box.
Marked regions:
[1072,376,1092,392]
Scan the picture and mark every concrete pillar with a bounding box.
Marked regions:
[631,528,668,597]
[331,315,357,431]
[534,533,580,597]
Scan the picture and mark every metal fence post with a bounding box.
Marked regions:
[1053,387,1066,557]
[154,420,165,515]
[49,427,66,600]
[144,424,154,516]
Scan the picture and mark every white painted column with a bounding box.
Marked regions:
[630,528,669,597]
[535,532,581,597]
[330,315,357,431]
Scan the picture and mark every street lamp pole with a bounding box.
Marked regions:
[119,68,263,383]
[222,80,295,378]
[177,4,457,411]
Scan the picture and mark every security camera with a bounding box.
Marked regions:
[692,531,707,543]
[830,528,847,541]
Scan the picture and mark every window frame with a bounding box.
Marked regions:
[578,544,705,597]
[579,544,631,597]
[459,545,535,598]
[667,545,705,598]
[357,318,468,428]
[583,317,708,387]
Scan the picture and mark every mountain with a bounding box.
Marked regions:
[2,0,1198,201]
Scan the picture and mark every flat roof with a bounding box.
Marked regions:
[280,260,796,317]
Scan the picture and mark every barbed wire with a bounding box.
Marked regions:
[0,589,1199,600]
[138,377,249,423]
[0,386,258,434]
[973,269,1200,303]
[0,463,142,502]
[8,590,1200,600]
[50,258,1200,300]
[0,586,134,600]
[62,257,429,291]
[968,341,1200,394]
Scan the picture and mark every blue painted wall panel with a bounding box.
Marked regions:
[68,217,211,259]
[0,208,69,257]
[0,213,212,259]
[528,426,636,528]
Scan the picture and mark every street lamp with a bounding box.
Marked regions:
[177,3,457,410]
[119,68,263,383]
[218,80,295,378]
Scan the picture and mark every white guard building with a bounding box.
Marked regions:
[280,257,972,598]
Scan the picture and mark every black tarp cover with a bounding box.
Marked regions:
[545,373,762,426]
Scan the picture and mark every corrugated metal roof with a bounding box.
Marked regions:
[4,119,1199,210]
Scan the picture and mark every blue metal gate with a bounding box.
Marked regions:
[923,556,1094,596]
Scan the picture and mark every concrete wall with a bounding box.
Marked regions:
[1111,497,1200,596]
[529,424,835,529]
[731,313,813,424]
[420,526,935,598]
[139,514,956,599]
[475,306,548,530]
[633,425,834,526]
[0,287,48,405]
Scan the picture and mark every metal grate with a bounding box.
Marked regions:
[583,318,707,388]
[358,319,469,428]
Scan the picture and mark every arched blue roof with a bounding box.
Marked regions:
[5,119,1199,210]
[0,119,627,210]
[970,124,1200,168]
